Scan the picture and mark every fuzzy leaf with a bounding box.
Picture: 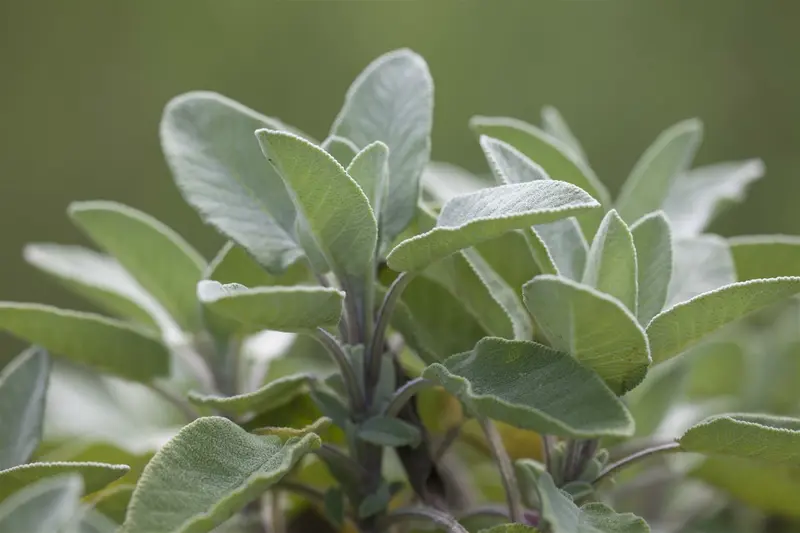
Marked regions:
[320,135,358,167]
[358,416,422,448]
[626,359,688,437]
[188,374,312,415]
[122,417,320,533]
[422,338,633,438]
[197,280,344,333]
[256,130,378,281]
[0,348,50,470]
[663,159,765,238]
[331,49,433,246]
[205,242,309,288]
[616,119,703,223]
[161,91,304,274]
[0,474,83,533]
[648,277,800,364]
[730,235,800,281]
[422,162,487,205]
[665,234,736,309]
[0,304,169,383]
[69,201,206,331]
[346,141,390,235]
[541,106,586,161]
[583,210,637,312]
[0,462,129,501]
[523,276,650,395]
[630,213,673,325]
[387,181,599,272]
[252,417,332,440]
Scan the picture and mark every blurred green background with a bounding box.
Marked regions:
[1,1,799,354]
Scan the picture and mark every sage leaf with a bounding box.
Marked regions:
[0,348,50,470]
[188,374,312,415]
[663,159,765,238]
[346,141,389,238]
[647,277,800,364]
[625,359,688,437]
[256,130,378,281]
[730,235,800,281]
[320,135,358,167]
[206,241,310,288]
[630,213,673,325]
[422,162,487,205]
[161,91,304,274]
[387,181,600,272]
[88,484,135,524]
[680,413,800,464]
[523,275,650,395]
[616,119,703,223]
[0,474,83,533]
[0,462,129,501]
[665,234,736,308]
[0,304,170,383]
[331,49,433,246]
[583,210,638,313]
[69,201,206,331]
[422,337,634,438]
[541,106,586,162]
[122,417,320,533]
[358,416,422,448]
[252,417,332,440]
[197,280,344,333]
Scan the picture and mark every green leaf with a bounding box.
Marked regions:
[0,304,170,383]
[730,235,800,281]
[0,461,129,501]
[320,135,358,167]
[346,141,389,239]
[387,181,600,272]
[69,201,206,332]
[523,275,650,395]
[256,130,378,281]
[357,483,391,519]
[625,358,688,437]
[680,413,800,464]
[161,91,304,274]
[358,416,422,448]
[331,49,434,246]
[206,242,309,288]
[197,280,344,333]
[647,277,800,364]
[188,374,312,415]
[630,213,673,325]
[583,210,637,312]
[0,474,83,533]
[473,231,541,293]
[88,483,135,524]
[541,106,586,162]
[252,417,332,440]
[616,119,703,224]
[422,162,488,205]
[663,159,765,238]
[122,417,320,533]
[0,348,50,470]
[323,487,345,529]
[685,341,746,399]
[422,337,633,438]
[665,234,736,309]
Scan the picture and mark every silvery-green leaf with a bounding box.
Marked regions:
[663,159,765,238]
[541,106,586,162]
[160,91,304,273]
[422,162,487,205]
[665,234,735,309]
[346,141,389,238]
[473,231,541,293]
[69,201,206,331]
[0,304,170,383]
[188,374,312,415]
[647,277,800,364]
[523,276,650,395]
[358,416,422,448]
[729,235,800,281]
[0,462,129,501]
[630,213,673,325]
[387,181,600,272]
[320,135,358,167]
[0,348,49,470]
[625,358,688,437]
[256,130,378,282]
[205,242,310,288]
[422,337,634,438]
[583,210,637,312]
[122,417,320,533]
[331,49,433,246]
[0,474,83,533]
[616,119,703,224]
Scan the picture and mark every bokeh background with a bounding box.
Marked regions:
[1,1,799,355]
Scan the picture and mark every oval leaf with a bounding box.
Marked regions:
[358,416,422,448]
[346,141,389,234]
[583,210,638,313]
[630,212,673,325]
[729,235,800,281]
[0,474,83,532]
[122,416,320,533]
[0,461,129,501]
[0,304,170,383]
[387,181,600,272]
[523,276,650,395]
[188,374,312,415]
[422,337,634,438]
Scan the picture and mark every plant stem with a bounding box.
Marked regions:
[384,377,434,417]
[478,418,524,523]
[378,506,469,533]
[592,441,682,486]
[149,381,200,421]
[456,505,510,521]
[542,435,556,476]
[311,327,365,412]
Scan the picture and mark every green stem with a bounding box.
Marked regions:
[592,441,682,486]
[456,505,510,521]
[479,418,524,523]
[311,328,365,412]
[378,506,469,533]
[383,377,434,417]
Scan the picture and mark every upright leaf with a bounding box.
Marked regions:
[346,141,390,239]
[616,119,703,223]
[0,474,83,533]
[122,417,320,533]
[647,277,800,364]
[422,338,634,438]
[320,135,358,167]
[387,181,600,272]
[69,202,206,331]
[523,276,650,395]
[0,304,170,383]
[256,130,378,281]
[0,462,129,501]
[331,49,434,246]
[205,242,309,288]
[663,159,765,238]
[583,210,638,312]
[665,235,735,309]
[188,374,312,415]
[729,235,800,281]
[630,213,673,325]
[161,91,304,273]
[0,348,50,469]
[541,106,586,162]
